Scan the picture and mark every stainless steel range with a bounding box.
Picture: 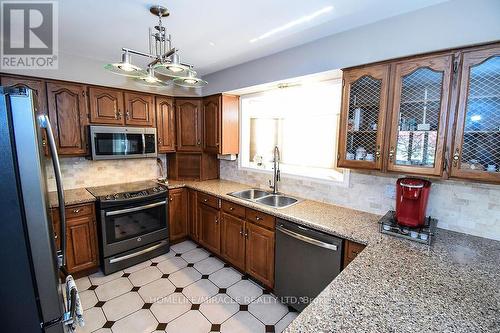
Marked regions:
[87,181,169,274]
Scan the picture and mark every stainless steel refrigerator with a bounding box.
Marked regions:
[0,86,79,332]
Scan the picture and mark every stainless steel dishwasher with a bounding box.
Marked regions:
[275,219,343,311]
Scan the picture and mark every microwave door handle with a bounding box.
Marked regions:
[38,114,66,268]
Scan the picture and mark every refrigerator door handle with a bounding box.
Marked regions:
[38,114,67,268]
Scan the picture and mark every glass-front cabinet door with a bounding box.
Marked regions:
[451,46,500,182]
[387,55,452,176]
[338,64,390,170]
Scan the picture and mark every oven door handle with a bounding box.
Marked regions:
[105,200,166,216]
[109,241,168,264]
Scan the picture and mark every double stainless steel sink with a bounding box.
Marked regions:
[228,189,300,209]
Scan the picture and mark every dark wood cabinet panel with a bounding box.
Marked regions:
[245,222,275,288]
[88,87,124,125]
[0,75,47,115]
[188,189,198,241]
[343,240,365,268]
[66,215,98,273]
[176,99,203,152]
[156,96,176,152]
[169,188,188,242]
[245,208,275,230]
[203,94,239,155]
[124,92,155,127]
[450,46,500,183]
[51,203,99,275]
[167,152,219,181]
[46,82,89,155]
[338,65,390,170]
[203,95,220,153]
[0,75,49,154]
[221,212,246,271]
[387,55,452,176]
[198,202,221,255]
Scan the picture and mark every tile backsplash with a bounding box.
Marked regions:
[220,159,500,241]
[45,156,166,191]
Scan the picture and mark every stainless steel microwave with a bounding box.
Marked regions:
[89,125,157,160]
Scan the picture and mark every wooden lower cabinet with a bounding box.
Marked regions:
[245,222,275,288]
[343,240,366,268]
[220,212,246,271]
[51,203,99,275]
[169,188,188,243]
[198,201,221,255]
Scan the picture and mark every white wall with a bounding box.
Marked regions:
[202,0,500,95]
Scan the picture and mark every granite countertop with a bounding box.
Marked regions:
[48,188,96,208]
[164,179,500,333]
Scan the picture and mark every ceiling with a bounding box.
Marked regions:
[60,0,449,76]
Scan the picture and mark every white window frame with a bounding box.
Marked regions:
[237,79,350,187]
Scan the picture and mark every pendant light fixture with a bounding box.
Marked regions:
[104,5,206,88]
[173,70,208,88]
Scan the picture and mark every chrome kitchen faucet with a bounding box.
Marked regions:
[269,146,281,194]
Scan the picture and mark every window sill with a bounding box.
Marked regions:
[238,164,350,188]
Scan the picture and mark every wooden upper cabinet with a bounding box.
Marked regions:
[338,65,390,170]
[203,95,220,154]
[450,46,500,183]
[1,75,47,115]
[203,94,240,155]
[176,98,203,152]
[156,96,176,152]
[387,55,452,176]
[1,75,49,154]
[46,82,89,155]
[221,212,246,271]
[124,92,155,127]
[169,188,188,242]
[89,87,124,125]
[245,222,275,288]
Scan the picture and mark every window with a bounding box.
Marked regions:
[240,79,345,182]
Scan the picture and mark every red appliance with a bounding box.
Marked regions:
[395,178,431,228]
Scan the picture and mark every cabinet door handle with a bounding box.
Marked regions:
[126,110,130,120]
[452,148,460,167]
[255,216,262,221]
[375,145,381,160]
[215,218,218,224]
[115,110,118,120]
[244,229,249,239]
[54,233,58,239]
[389,147,395,162]
[158,138,162,144]
[197,140,201,145]
[239,228,244,236]
[229,207,234,211]
[72,209,81,213]
[169,197,173,202]
[203,198,208,202]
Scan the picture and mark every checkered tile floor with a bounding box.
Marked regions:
[75,240,298,333]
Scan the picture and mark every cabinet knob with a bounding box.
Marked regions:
[375,145,381,160]
[54,233,58,239]
[197,140,201,145]
[229,207,234,211]
[203,199,208,202]
[169,197,173,202]
[73,208,81,213]
[42,139,47,147]
[255,216,262,221]
[215,218,218,224]
[158,138,162,144]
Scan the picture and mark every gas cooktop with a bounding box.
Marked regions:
[86,180,167,202]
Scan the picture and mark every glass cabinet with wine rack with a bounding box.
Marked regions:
[337,64,390,170]
[387,55,452,176]
[451,46,500,182]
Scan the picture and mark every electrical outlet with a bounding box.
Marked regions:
[384,184,396,199]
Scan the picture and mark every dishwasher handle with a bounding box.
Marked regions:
[276,225,338,251]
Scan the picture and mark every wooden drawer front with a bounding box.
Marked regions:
[198,192,219,209]
[65,204,94,220]
[245,208,275,230]
[221,201,245,219]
